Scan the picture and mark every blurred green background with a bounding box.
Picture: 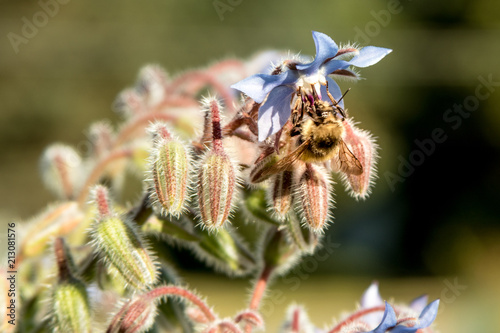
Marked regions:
[1,0,500,331]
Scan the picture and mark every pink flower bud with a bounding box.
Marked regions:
[88,121,114,159]
[269,170,294,219]
[196,97,238,230]
[40,144,82,199]
[197,152,237,229]
[295,164,333,232]
[340,118,379,200]
[106,295,157,333]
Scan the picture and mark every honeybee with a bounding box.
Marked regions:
[257,100,363,180]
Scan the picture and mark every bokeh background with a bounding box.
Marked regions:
[1,0,500,331]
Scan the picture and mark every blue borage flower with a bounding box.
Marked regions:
[231,31,392,141]
[361,282,440,333]
[279,282,439,333]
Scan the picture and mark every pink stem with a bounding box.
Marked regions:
[328,305,386,333]
[146,286,217,322]
[245,265,274,333]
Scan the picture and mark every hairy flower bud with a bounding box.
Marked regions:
[269,170,294,219]
[338,119,378,200]
[135,65,168,108]
[193,226,255,275]
[90,186,157,290]
[20,202,84,258]
[88,121,114,159]
[147,122,191,217]
[197,152,237,229]
[249,147,279,184]
[196,97,237,230]
[295,164,333,232]
[51,238,92,333]
[106,296,158,333]
[40,144,82,199]
[262,227,300,275]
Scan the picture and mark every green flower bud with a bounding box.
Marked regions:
[262,227,300,275]
[52,281,92,333]
[243,188,280,225]
[147,122,191,217]
[193,227,255,276]
[90,186,157,290]
[51,238,92,333]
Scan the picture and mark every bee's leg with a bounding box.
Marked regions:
[324,80,339,105]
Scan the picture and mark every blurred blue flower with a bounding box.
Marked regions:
[231,31,392,141]
[360,282,440,333]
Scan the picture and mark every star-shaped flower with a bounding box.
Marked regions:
[231,31,392,141]
[361,282,440,333]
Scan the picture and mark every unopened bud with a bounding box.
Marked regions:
[88,121,114,159]
[262,227,299,275]
[249,147,279,183]
[194,227,255,275]
[148,122,191,217]
[234,310,264,329]
[90,186,157,290]
[196,97,237,230]
[296,164,332,232]
[52,238,91,333]
[197,152,237,229]
[20,202,84,258]
[40,144,82,199]
[106,295,157,333]
[280,305,316,333]
[269,170,294,219]
[135,65,168,108]
[243,188,280,225]
[340,119,378,200]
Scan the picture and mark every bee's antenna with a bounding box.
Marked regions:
[337,88,351,104]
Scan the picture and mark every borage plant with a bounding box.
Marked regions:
[5,31,440,333]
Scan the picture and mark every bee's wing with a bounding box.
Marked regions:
[336,140,363,175]
[258,139,309,179]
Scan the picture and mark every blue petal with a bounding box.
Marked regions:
[409,295,428,313]
[349,46,392,68]
[296,31,339,74]
[257,86,295,141]
[367,302,398,333]
[231,71,297,103]
[390,300,440,333]
[320,77,345,108]
[416,300,440,328]
[360,282,385,326]
[321,59,351,76]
